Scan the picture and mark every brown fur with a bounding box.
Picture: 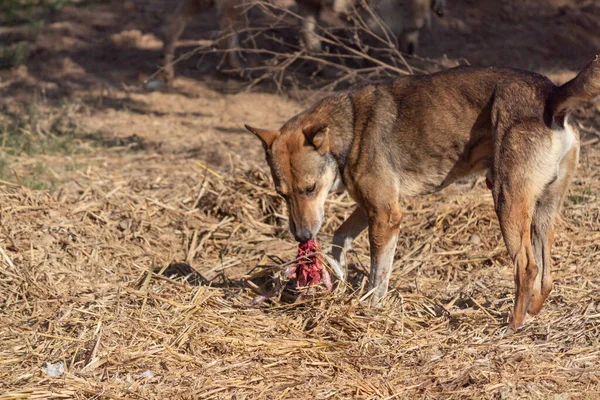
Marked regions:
[247,51,600,330]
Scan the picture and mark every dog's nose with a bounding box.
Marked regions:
[294,230,313,243]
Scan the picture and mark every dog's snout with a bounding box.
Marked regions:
[294,230,313,243]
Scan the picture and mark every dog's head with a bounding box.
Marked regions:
[245,121,342,242]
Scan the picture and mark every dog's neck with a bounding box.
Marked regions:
[308,93,356,175]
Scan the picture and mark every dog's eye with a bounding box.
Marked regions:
[305,184,316,194]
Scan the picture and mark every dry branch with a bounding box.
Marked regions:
[149,0,463,92]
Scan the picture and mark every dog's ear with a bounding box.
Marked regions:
[245,125,280,149]
[303,124,329,154]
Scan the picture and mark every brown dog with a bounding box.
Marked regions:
[247,52,600,329]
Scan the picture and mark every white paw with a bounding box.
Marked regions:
[323,254,345,281]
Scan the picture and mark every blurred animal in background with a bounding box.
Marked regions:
[160,0,446,84]
[367,0,445,55]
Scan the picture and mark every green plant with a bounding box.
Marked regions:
[0,42,31,69]
[568,185,594,205]
[1,0,79,25]
[0,102,92,190]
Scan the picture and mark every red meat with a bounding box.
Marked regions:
[286,238,332,292]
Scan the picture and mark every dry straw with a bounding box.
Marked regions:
[0,101,598,399]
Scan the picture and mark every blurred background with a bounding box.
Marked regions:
[2,0,599,92]
[1,0,599,169]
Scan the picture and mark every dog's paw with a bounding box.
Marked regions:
[323,254,345,281]
[502,325,515,336]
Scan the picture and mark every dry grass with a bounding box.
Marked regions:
[0,0,599,397]
[0,96,599,399]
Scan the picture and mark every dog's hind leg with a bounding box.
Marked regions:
[529,217,554,316]
[492,118,571,329]
[495,184,538,330]
[332,207,368,280]
[162,0,212,84]
[528,145,579,315]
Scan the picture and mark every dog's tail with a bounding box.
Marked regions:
[546,51,600,126]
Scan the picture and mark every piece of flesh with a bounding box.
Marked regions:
[286,238,332,292]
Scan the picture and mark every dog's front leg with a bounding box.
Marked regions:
[332,207,368,280]
[367,207,402,304]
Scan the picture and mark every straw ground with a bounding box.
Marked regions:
[0,94,599,398]
[1,0,600,399]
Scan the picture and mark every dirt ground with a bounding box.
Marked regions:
[1,0,600,399]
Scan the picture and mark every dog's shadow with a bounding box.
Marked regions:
[157,261,300,304]
[158,261,511,333]
[157,259,369,305]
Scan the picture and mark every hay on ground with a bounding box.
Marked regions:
[0,102,599,399]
